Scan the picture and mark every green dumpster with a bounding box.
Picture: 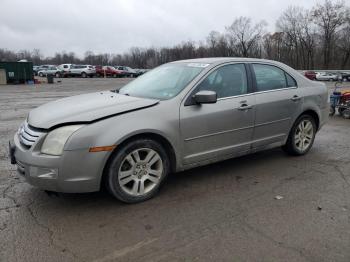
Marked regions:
[0,61,34,84]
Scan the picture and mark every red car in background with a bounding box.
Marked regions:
[95,66,122,77]
[303,71,317,80]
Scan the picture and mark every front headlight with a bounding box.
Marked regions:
[41,125,84,156]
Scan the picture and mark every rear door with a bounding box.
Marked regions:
[250,63,302,150]
[70,65,78,75]
[180,63,255,165]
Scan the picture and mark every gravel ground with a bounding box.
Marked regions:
[1,78,350,262]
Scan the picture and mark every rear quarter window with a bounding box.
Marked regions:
[286,73,297,87]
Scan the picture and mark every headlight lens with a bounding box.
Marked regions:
[17,122,25,134]
[41,125,84,156]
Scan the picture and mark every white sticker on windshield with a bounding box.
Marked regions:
[187,63,210,68]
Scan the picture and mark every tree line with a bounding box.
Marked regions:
[1,0,349,70]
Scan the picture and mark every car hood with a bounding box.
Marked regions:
[28,91,159,129]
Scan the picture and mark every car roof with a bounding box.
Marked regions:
[171,57,280,65]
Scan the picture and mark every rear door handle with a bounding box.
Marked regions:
[291,95,301,102]
[238,104,253,111]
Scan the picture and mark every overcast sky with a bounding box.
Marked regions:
[0,0,328,57]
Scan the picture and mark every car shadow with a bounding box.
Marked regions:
[37,147,288,206]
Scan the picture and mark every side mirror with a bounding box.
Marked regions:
[193,90,217,104]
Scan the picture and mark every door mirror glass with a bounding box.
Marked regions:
[193,90,217,104]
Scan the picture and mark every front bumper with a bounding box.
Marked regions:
[10,133,109,193]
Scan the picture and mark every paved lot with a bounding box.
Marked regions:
[1,78,350,262]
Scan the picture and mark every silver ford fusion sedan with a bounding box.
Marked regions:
[9,58,329,203]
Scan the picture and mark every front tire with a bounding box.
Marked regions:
[81,72,87,78]
[105,139,170,203]
[283,115,316,156]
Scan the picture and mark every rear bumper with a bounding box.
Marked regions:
[319,105,329,130]
[10,134,107,193]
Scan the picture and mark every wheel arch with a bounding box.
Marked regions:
[297,109,320,130]
[100,132,177,189]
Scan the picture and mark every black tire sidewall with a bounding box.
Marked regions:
[106,139,170,203]
[339,108,345,116]
[342,110,350,119]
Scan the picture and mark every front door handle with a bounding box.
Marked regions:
[291,95,301,102]
[238,104,253,111]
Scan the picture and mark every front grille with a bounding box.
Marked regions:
[18,121,44,148]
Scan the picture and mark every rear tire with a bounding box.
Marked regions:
[283,115,316,156]
[81,72,87,78]
[342,109,350,119]
[105,139,170,203]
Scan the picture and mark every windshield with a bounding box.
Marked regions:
[119,63,206,100]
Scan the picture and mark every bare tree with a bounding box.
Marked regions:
[312,0,348,69]
[276,6,317,69]
[335,15,350,69]
[277,6,302,67]
[226,17,267,57]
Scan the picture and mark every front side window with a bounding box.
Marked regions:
[196,64,248,98]
[252,64,297,92]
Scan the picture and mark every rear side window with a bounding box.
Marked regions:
[252,64,297,92]
[197,64,248,98]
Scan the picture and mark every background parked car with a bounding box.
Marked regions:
[114,66,138,77]
[316,72,340,81]
[340,72,350,81]
[95,66,122,77]
[303,71,317,80]
[134,68,149,76]
[67,65,96,78]
[33,66,41,76]
[57,64,73,77]
[37,66,62,78]
[33,65,54,76]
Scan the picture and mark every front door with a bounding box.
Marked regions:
[180,63,255,165]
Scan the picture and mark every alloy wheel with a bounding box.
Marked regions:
[118,148,163,196]
[294,119,314,152]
